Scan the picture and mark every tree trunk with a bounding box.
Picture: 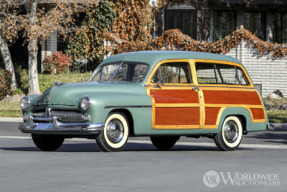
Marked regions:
[27,0,41,95]
[28,38,41,95]
[0,32,18,90]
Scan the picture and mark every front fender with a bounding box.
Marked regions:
[85,93,152,123]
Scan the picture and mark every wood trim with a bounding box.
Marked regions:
[199,87,256,92]
[198,89,205,127]
[190,59,198,86]
[216,108,226,126]
[154,103,200,107]
[205,104,264,109]
[146,86,195,90]
[154,125,201,129]
[202,125,218,129]
[151,97,156,128]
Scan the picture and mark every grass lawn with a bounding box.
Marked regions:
[0,101,22,118]
[0,72,84,118]
[267,110,287,123]
[1,100,287,123]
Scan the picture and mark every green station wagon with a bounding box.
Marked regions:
[19,51,268,152]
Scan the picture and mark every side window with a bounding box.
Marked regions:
[112,63,128,82]
[151,62,192,84]
[196,62,249,85]
[112,63,150,83]
[94,63,119,82]
[132,64,149,82]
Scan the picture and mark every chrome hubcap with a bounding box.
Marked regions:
[224,120,239,143]
[106,119,124,143]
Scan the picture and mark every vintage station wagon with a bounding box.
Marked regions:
[19,51,268,152]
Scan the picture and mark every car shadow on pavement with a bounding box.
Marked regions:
[0,142,253,152]
[245,129,287,145]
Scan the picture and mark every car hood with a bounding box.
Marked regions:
[38,82,146,106]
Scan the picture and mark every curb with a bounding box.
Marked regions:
[270,123,287,129]
[0,117,23,122]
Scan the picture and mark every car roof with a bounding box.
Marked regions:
[100,51,242,67]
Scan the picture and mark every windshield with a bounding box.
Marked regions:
[88,61,149,83]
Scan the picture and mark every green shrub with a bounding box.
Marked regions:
[0,69,11,100]
[11,88,24,96]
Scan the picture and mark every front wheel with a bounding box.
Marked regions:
[32,134,64,151]
[96,113,129,152]
[150,136,180,150]
[214,116,243,151]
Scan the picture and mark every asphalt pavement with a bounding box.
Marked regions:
[0,120,286,192]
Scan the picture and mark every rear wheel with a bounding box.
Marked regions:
[32,134,64,151]
[96,113,129,152]
[150,136,180,150]
[214,116,243,151]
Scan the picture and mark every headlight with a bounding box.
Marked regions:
[20,97,30,110]
[80,97,91,112]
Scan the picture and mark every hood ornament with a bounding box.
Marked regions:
[54,82,64,86]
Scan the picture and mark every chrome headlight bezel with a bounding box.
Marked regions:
[79,97,91,112]
[20,97,30,111]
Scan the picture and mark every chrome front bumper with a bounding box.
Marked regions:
[19,116,104,134]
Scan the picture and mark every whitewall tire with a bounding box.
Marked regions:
[214,116,243,151]
[96,113,129,152]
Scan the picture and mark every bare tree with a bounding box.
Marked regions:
[0,0,22,90]
[1,0,100,95]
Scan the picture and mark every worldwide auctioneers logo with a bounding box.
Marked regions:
[203,170,281,188]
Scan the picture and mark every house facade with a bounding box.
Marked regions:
[162,0,287,43]
[161,0,287,97]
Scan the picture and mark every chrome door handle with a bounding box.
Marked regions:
[192,87,199,92]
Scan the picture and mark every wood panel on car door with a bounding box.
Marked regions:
[148,86,201,129]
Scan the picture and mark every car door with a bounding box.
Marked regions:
[195,60,266,128]
[146,60,203,129]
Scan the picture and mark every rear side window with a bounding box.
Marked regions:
[196,63,250,85]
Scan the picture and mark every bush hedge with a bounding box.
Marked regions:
[0,69,11,100]
[43,51,72,74]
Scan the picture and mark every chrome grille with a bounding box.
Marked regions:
[32,109,85,123]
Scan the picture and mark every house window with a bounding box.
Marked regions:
[284,14,287,43]
[244,12,266,40]
[164,10,197,39]
[274,13,287,43]
[213,11,236,41]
